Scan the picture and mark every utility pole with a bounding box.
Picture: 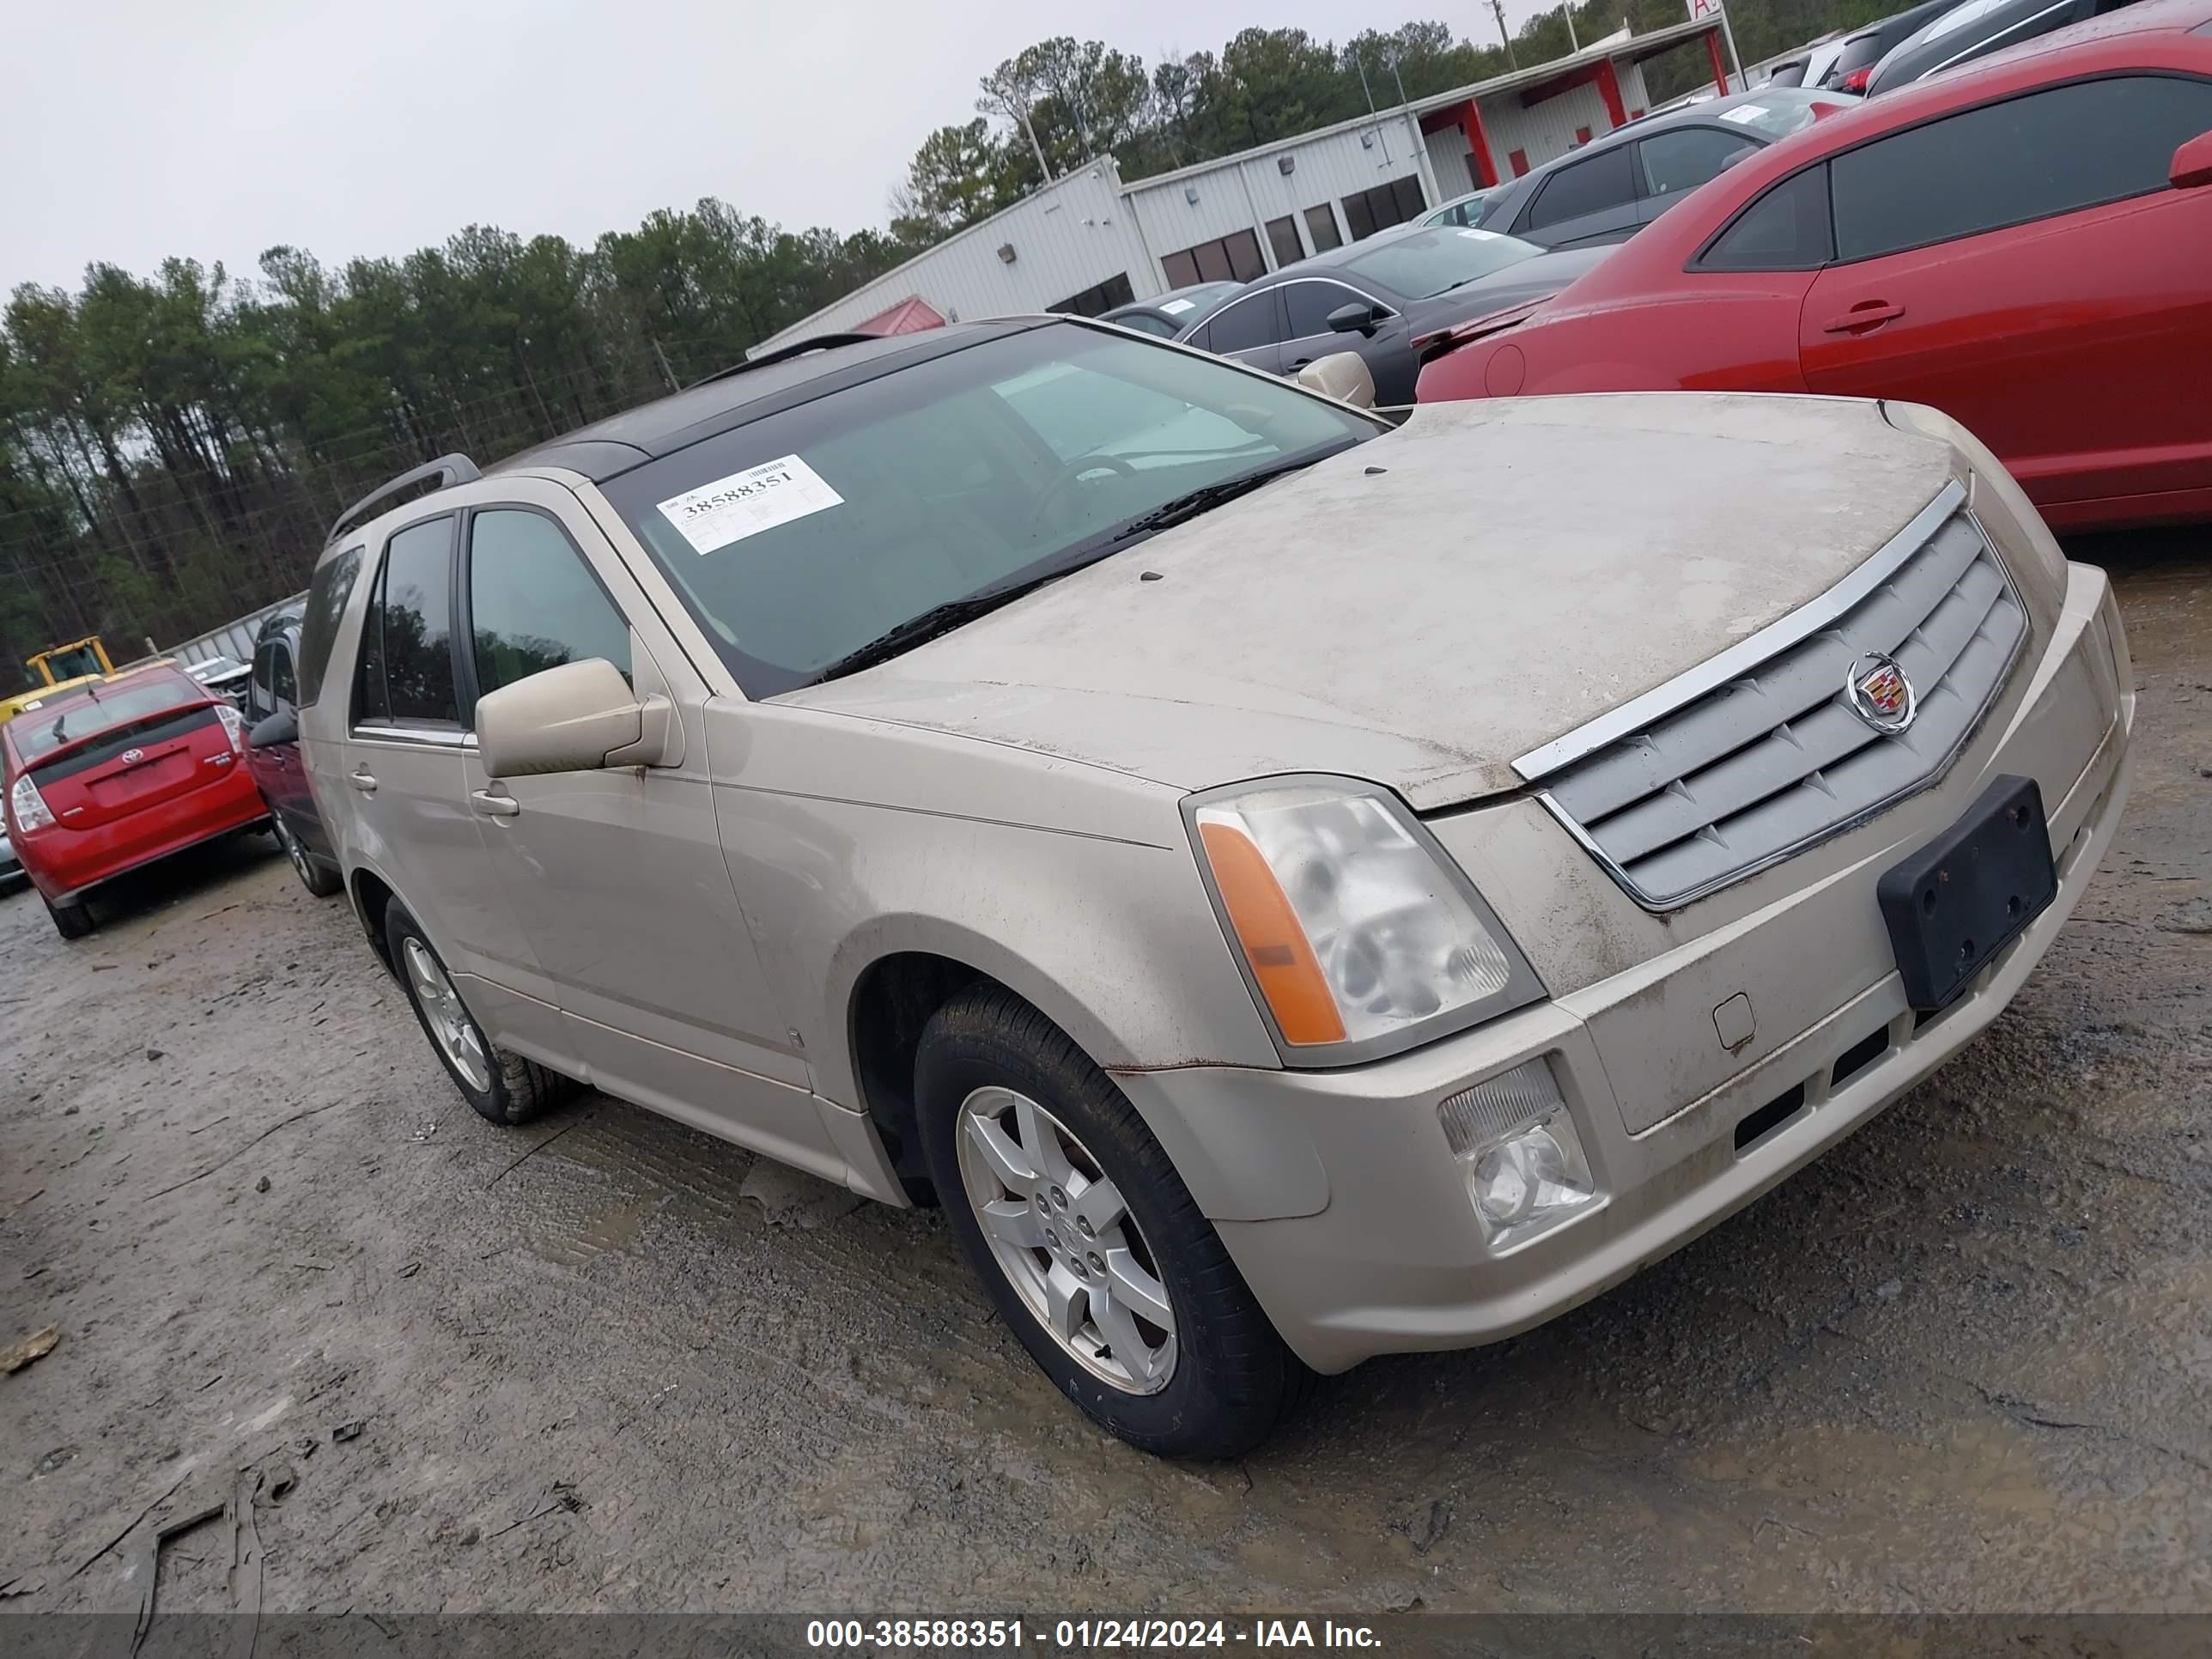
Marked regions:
[1489,0,1517,69]
[1353,52,1394,163]
[1563,3,1579,52]
[1018,106,1054,182]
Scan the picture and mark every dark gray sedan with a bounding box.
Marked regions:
[1472,87,1851,250]
[1173,223,1607,404]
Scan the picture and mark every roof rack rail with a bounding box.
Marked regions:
[684,332,884,391]
[326,453,481,545]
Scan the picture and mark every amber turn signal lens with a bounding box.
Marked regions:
[1197,821,1346,1046]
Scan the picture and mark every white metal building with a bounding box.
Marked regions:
[751,16,1729,356]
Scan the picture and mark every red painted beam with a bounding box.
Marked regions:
[1520,59,1603,107]
[1705,29,1730,94]
[1596,61,1628,129]
[1459,99,1499,189]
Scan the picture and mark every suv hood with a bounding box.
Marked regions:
[779,394,1954,810]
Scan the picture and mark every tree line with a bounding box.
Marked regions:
[3,3,1888,676]
[892,0,1898,237]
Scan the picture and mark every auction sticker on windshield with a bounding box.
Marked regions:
[657,456,844,554]
[1719,104,1769,125]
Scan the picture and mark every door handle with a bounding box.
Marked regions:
[1820,301,1905,334]
[470,789,520,817]
[348,769,378,793]
[1289,356,1315,370]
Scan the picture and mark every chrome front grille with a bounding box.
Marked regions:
[1519,484,2027,910]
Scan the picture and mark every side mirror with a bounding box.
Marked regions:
[247,710,297,749]
[477,658,675,779]
[1327,301,1384,337]
[1295,351,1377,409]
[2172,131,2212,191]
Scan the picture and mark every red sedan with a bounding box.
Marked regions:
[3,663,267,939]
[1418,0,2212,531]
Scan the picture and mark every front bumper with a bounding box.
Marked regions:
[1121,567,2133,1373]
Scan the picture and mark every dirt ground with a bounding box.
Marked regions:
[3,531,2209,1619]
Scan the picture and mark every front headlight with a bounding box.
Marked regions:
[1188,776,1542,1063]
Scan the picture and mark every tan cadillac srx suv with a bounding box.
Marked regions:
[283,315,2134,1456]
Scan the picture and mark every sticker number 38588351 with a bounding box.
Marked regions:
[655,455,845,555]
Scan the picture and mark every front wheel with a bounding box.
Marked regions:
[384,902,577,1126]
[915,985,1310,1458]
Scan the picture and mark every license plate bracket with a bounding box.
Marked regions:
[1877,775,2057,1012]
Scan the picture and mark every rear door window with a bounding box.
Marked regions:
[465,508,633,710]
[1521,145,1638,233]
[355,517,459,727]
[1830,76,2212,261]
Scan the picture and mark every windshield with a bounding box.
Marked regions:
[37,644,104,681]
[1712,90,1838,137]
[1153,282,1240,319]
[1340,228,1542,299]
[601,324,1376,696]
[1834,31,1892,71]
[11,678,200,762]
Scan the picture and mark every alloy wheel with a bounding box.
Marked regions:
[402,937,492,1093]
[954,1085,1178,1395]
[274,815,313,890]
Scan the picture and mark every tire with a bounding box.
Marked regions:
[384,902,576,1127]
[270,808,343,897]
[45,894,94,940]
[915,984,1310,1458]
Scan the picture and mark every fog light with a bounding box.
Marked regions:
[1438,1058,1597,1249]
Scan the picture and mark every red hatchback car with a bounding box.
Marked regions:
[3,664,267,939]
[1418,0,2212,531]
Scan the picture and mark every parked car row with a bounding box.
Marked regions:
[1152,89,1850,404]
[1416,0,2212,532]
[1170,223,1609,403]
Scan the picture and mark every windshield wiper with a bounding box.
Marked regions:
[809,454,1332,685]
[811,569,1076,684]
[1093,453,1325,546]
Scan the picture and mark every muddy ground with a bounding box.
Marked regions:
[3,532,2208,1618]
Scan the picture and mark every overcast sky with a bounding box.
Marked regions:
[6,0,1580,297]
